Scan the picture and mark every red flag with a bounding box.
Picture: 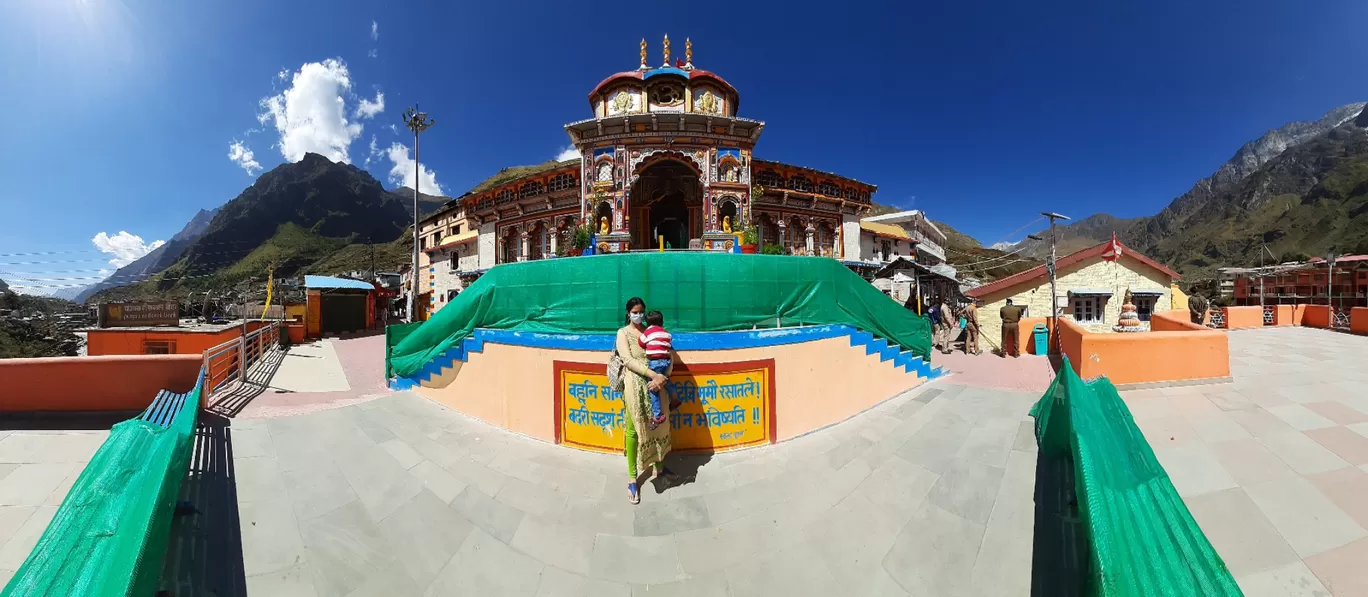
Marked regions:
[1102,233,1123,262]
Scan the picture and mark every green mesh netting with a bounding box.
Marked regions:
[390,253,932,377]
[1030,358,1244,597]
[2,374,203,597]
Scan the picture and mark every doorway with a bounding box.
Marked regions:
[631,159,703,249]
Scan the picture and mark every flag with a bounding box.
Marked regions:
[1102,233,1123,262]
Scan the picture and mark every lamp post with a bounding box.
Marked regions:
[1040,212,1071,322]
[402,106,435,323]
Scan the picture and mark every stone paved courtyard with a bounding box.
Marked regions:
[223,381,1039,597]
[1128,326,1368,597]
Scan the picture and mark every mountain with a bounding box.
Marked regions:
[91,153,451,300]
[73,207,220,303]
[1004,102,1368,276]
[930,219,1040,282]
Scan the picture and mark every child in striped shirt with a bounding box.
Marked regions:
[638,310,673,429]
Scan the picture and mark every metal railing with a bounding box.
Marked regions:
[202,321,281,399]
[1207,309,1226,329]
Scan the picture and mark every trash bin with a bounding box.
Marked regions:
[1032,323,1048,355]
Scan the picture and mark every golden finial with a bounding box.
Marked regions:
[639,38,647,69]
[662,34,671,66]
[685,38,693,69]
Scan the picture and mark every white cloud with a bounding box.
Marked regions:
[355,91,384,119]
[389,124,399,134]
[555,145,581,161]
[368,49,378,59]
[258,59,364,163]
[363,135,379,166]
[227,141,262,175]
[92,231,165,268]
[386,142,445,196]
[371,20,378,40]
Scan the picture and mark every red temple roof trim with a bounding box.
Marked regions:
[751,159,878,190]
[588,69,738,105]
[966,238,1181,299]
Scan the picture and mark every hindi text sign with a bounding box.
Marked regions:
[554,359,775,453]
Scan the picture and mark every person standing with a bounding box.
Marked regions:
[963,300,981,355]
[927,298,944,352]
[615,297,676,504]
[999,298,1024,357]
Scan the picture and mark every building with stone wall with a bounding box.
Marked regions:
[966,236,1180,352]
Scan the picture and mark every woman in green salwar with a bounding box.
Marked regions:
[616,297,676,504]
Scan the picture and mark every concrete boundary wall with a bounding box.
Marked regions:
[0,355,202,412]
[414,328,927,446]
[1221,306,1264,330]
[1057,312,1230,386]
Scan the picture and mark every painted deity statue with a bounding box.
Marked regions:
[722,216,732,233]
[599,216,609,235]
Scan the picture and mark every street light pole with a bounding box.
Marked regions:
[402,106,435,323]
[1040,212,1071,324]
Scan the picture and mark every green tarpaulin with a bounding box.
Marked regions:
[1031,358,1243,597]
[390,253,933,378]
[2,377,203,597]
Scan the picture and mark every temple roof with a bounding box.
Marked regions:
[588,68,737,110]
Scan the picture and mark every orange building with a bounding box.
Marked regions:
[84,321,267,356]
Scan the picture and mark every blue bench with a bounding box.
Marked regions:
[137,389,191,428]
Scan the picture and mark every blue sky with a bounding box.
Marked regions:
[2,0,1367,293]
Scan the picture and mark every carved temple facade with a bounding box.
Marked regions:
[418,37,880,312]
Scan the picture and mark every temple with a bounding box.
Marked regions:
[453,37,876,264]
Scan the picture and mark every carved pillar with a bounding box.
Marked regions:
[805,222,816,256]
[777,219,787,252]
[550,225,559,256]
[519,231,530,262]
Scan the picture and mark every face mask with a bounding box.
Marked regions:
[629,312,645,325]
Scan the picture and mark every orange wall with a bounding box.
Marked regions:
[1150,310,1207,332]
[1352,308,1368,335]
[1303,305,1331,328]
[1273,305,1306,326]
[415,336,926,445]
[0,355,201,412]
[1057,316,1229,386]
[306,290,322,338]
[1222,306,1264,330]
[87,328,240,357]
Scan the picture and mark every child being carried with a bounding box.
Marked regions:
[637,310,673,430]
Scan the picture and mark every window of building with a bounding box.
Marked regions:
[1072,296,1104,324]
[477,196,493,210]
[1133,295,1157,321]
[788,176,813,192]
[447,289,458,302]
[844,188,857,201]
[818,181,842,197]
[548,173,575,192]
[144,340,175,355]
[596,161,614,183]
[755,170,784,189]
[519,181,545,199]
[420,236,428,250]
[496,189,515,205]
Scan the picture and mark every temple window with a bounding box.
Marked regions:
[844,188,857,201]
[519,181,545,199]
[596,161,614,183]
[755,170,784,189]
[496,189,514,205]
[548,173,575,192]
[788,176,813,192]
[818,181,842,197]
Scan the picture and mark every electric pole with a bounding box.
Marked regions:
[402,106,435,323]
[1041,212,1071,323]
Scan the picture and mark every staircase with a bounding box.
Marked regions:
[391,325,942,390]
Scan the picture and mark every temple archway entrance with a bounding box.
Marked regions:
[631,159,703,250]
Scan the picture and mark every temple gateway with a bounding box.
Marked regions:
[449,36,878,265]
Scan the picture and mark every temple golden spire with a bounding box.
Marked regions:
[662,34,671,67]
[639,38,648,69]
[685,38,693,69]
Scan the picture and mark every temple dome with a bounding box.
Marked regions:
[587,37,739,119]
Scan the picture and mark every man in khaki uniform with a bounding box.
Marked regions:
[963,300,981,355]
[1000,298,1024,357]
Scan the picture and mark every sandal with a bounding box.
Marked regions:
[628,482,640,505]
